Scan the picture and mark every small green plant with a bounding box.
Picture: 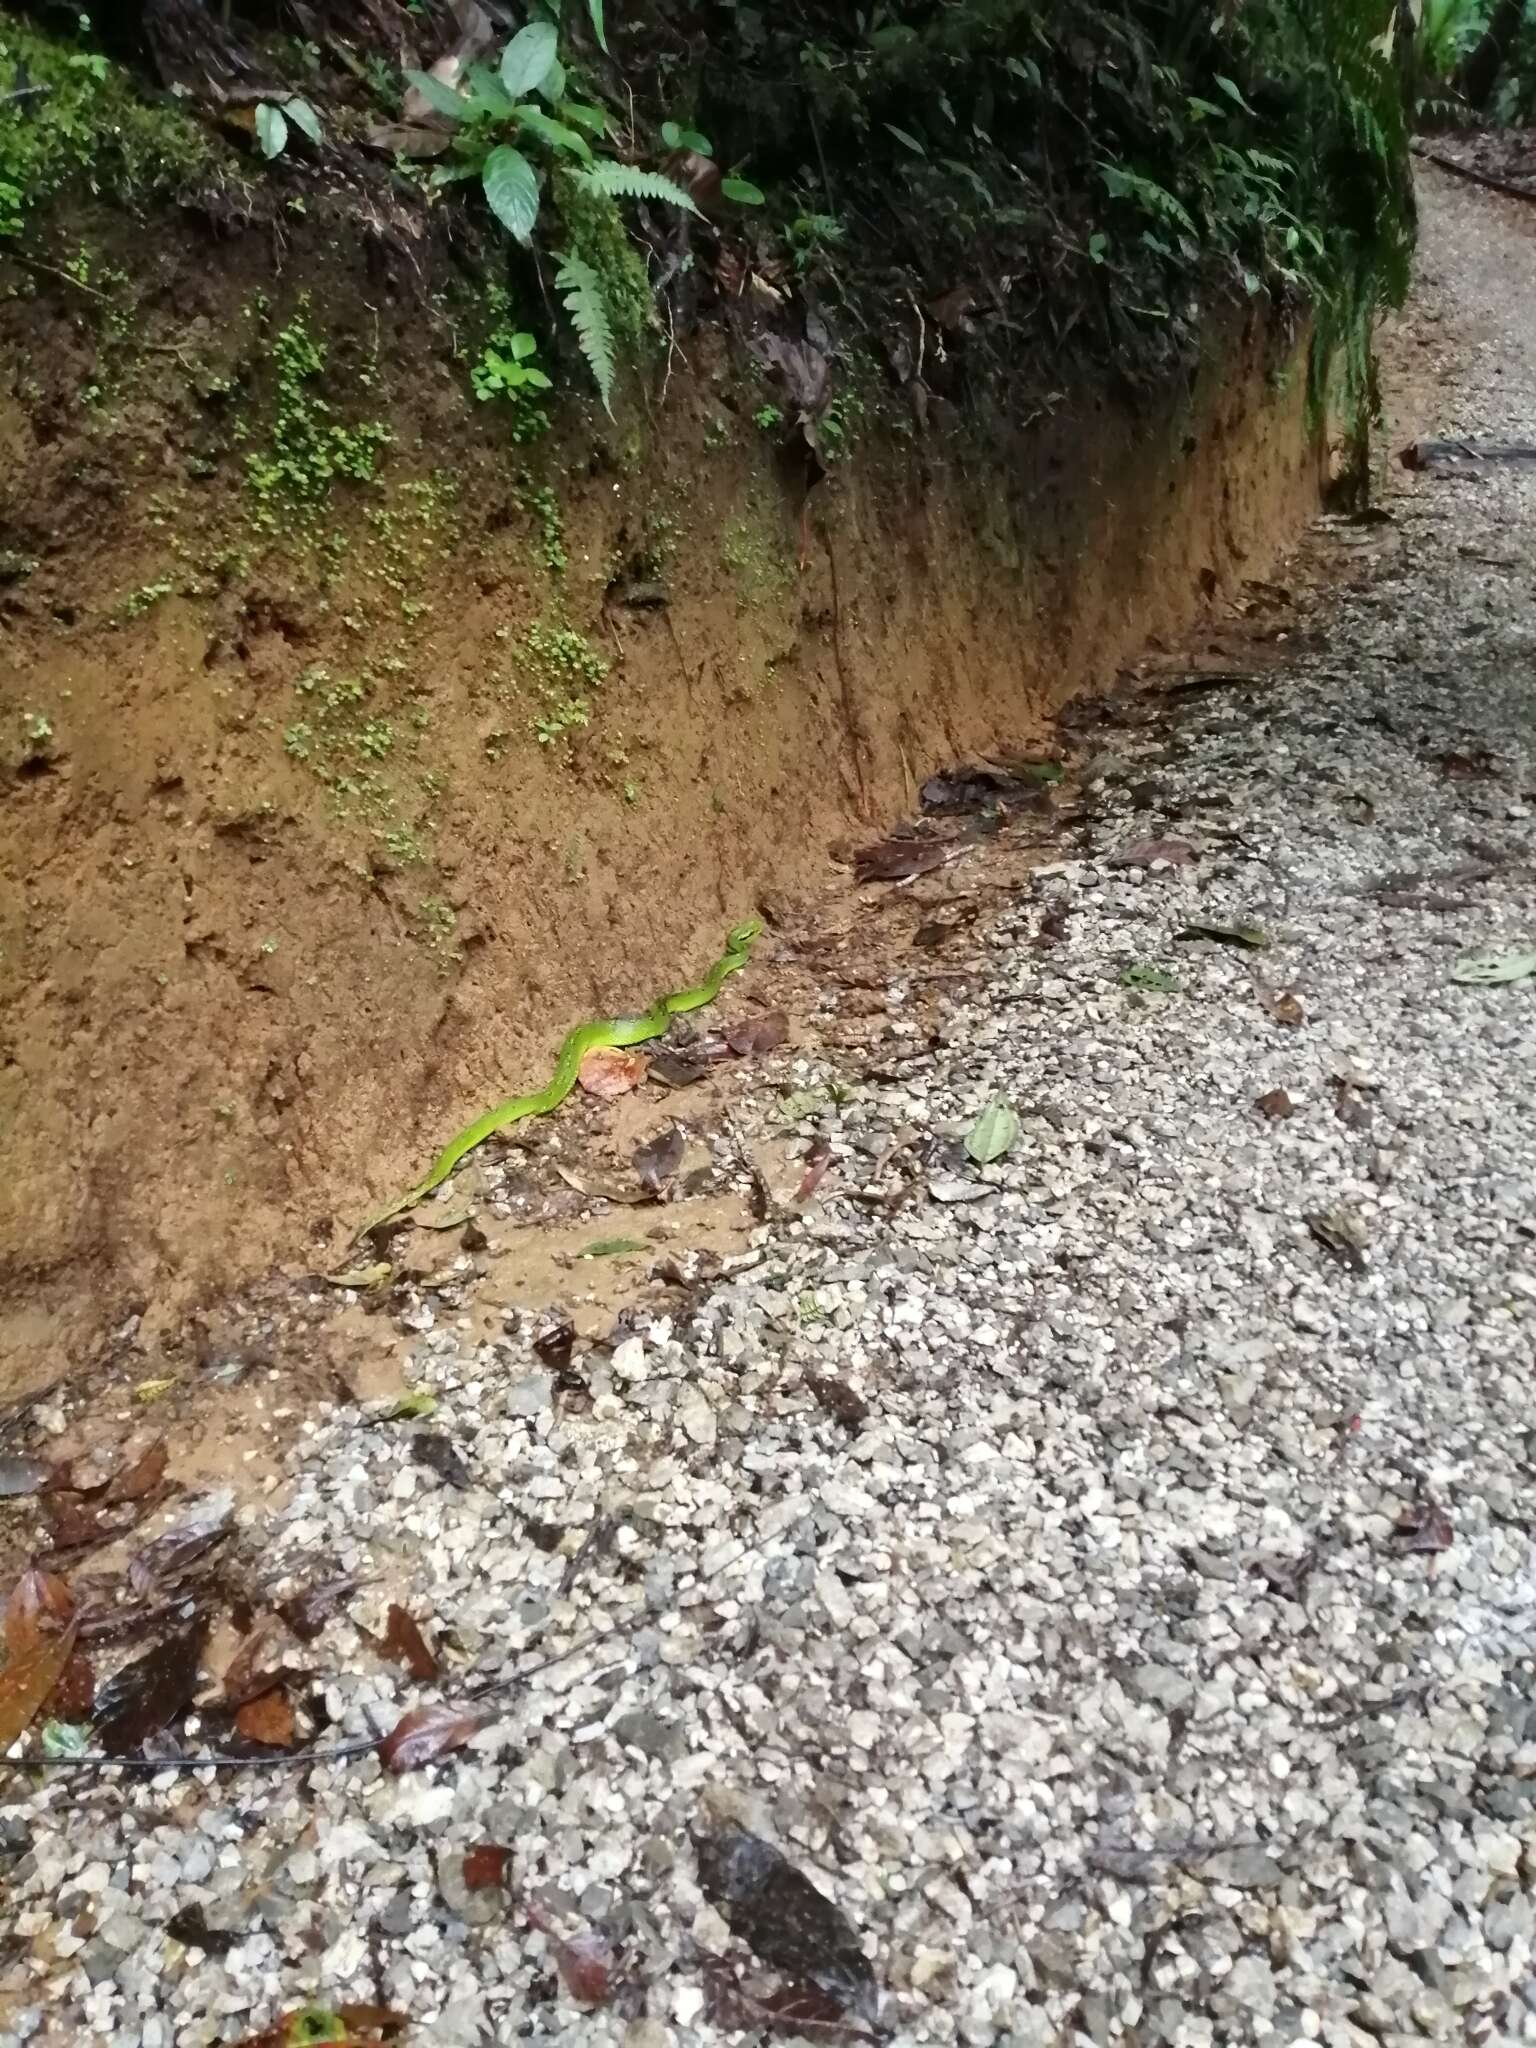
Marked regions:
[818,391,865,463]
[244,303,391,529]
[659,117,766,207]
[785,211,844,277]
[471,323,553,444]
[515,472,567,573]
[753,404,784,433]
[114,579,175,621]
[255,96,323,159]
[517,621,609,745]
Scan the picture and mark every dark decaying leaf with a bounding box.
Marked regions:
[1331,1079,1373,1130]
[221,1616,294,1707]
[702,1964,874,2042]
[1255,1088,1294,1120]
[127,1491,235,1592]
[852,835,951,884]
[524,1899,618,2006]
[532,1313,576,1371]
[695,1827,878,2023]
[920,762,1033,814]
[727,1012,789,1057]
[107,1438,169,1504]
[165,1902,243,1956]
[806,1373,869,1429]
[380,1700,494,1772]
[462,1844,513,1892]
[234,1687,297,1748]
[1035,898,1070,948]
[650,1038,731,1087]
[1393,1501,1454,1553]
[0,1620,80,1751]
[1175,921,1269,950]
[49,1644,96,1722]
[279,1574,359,1642]
[93,1617,209,1755]
[1261,988,1306,1028]
[0,1453,55,1498]
[797,1138,834,1204]
[633,1124,686,1197]
[44,1496,131,1553]
[1306,1204,1369,1273]
[413,1434,473,1489]
[382,1604,440,1681]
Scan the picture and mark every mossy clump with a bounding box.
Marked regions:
[0,23,210,238]
[243,302,391,530]
[551,169,653,358]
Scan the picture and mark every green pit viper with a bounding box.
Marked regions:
[357,917,762,1240]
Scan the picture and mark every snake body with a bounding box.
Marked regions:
[358,917,762,1239]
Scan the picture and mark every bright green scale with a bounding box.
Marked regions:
[359,918,762,1238]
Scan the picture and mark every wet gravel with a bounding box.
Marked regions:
[3,170,1536,2048]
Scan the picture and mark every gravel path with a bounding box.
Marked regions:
[4,170,1536,2048]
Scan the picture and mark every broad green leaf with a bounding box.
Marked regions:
[255,102,288,160]
[588,0,608,53]
[580,1236,648,1258]
[429,161,479,187]
[284,96,323,145]
[721,175,765,206]
[535,56,567,104]
[559,100,611,137]
[1017,758,1064,784]
[501,21,559,98]
[510,330,538,360]
[663,120,713,154]
[404,67,468,121]
[1215,73,1256,114]
[463,62,515,117]
[482,144,541,243]
[511,104,593,158]
[886,123,927,155]
[965,1097,1019,1165]
[1450,945,1536,985]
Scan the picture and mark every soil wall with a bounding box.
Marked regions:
[0,216,1320,1390]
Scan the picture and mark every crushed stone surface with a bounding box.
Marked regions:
[3,170,1536,2048]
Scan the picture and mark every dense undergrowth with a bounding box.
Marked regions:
[1,2,1415,478]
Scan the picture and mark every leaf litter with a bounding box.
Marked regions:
[93,1616,209,1755]
[632,1122,686,1196]
[379,1700,494,1772]
[380,1603,440,1681]
[695,1826,878,2024]
[578,1045,648,1098]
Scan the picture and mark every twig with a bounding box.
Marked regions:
[0,84,50,109]
[1412,142,1536,206]
[6,252,112,302]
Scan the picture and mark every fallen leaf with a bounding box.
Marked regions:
[133,1376,178,1405]
[43,1496,128,1553]
[165,1903,242,1956]
[324,1262,393,1290]
[532,1314,576,1371]
[702,1963,873,2041]
[649,1047,719,1086]
[383,1389,437,1421]
[381,1700,495,1772]
[964,1097,1018,1165]
[1108,837,1198,868]
[461,1844,512,1891]
[232,2006,407,2048]
[0,1454,55,1498]
[633,1124,686,1196]
[1450,945,1536,985]
[727,1012,789,1056]
[1015,757,1065,784]
[578,1046,647,1098]
[1306,1204,1369,1273]
[106,1438,169,1504]
[93,1617,209,1755]
[852,835,951,884]
[413,1435,472,1489]
[0,1620,79,1751]
[4,1567,74,1656]
[235,1687,297,1748]
[696,1828,878,2022]
[806,1373,868,1428]
[1255,1088,1294,1120]
[280,1575,358,1643]
[221,1616,293,1707]
[797,1138,834,1203]
[1175,922,1269,949]
[525,1899,618,2006]
[1261,988,1306,1027]
[1035,898,1071,948]
[579,1237,647,1259]
[553,1163,648,1206]
[382,1604,439,1682]
[49,1644,96,1721]
[127,1491,234,1593]
[1330,1080,1373,1130]
[1120,963,1179,992]
[1393,1501,1454,1553]
[408,1203,476,1231]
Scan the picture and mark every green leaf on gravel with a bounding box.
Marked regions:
[1121,963,1180,991]
[385,1388,437,1420]
[1175,923,1269,949]
[40,1719,90,1758]
[1017,759,1065,784]
[579,1236,648,1258]
[1450,945,1536,985]
[965,1097,1019,1165]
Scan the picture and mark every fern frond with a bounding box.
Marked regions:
[555,251,617,414]
[575,162,701,215]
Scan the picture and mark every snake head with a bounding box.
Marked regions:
[727,916,763,950]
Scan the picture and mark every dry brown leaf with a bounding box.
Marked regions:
[1261,989,1306,1028]
[578,1046,648,1099]
[0,1620,79,1750]
[221,1616,293,1707]
[380,1700,494,1772]
[462,1843,512,1891]
[727,1011,789,1056]
[797,1138,834,1204]
[107,1438,168,1504]
[1107,836,1199,868]
[4,1567,74,1658]
[525,1899,619,2006]
[382,1604,440,1682]
[234,1688,297,1748]
[1255,1088,1294,1120]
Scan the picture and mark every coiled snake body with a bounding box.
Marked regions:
[358,917,762,1238]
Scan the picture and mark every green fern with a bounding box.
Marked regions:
[555,252,617,412]
[576,162,701,214]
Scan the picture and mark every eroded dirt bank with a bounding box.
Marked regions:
[1,211,1319,1390]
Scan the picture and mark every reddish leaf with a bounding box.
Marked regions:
[633,1124,686,1196]
[222,1616,296,1707]
[93,1617,209,1755]
[107,1438,169,1504]
[1394,1501,1454,1553]
[727,1011,789,1056]
[382,1604,440,1682]
[235,1688,297,1748]
[796,1138,834,1203]
[44,1496,123,1553]
[4,1568,75,1657]
[279,1574,358,1642]
[0,1620,79,1750]
[462,1844,512,1891]
[380,1700,494,1772]
[525,1899,617,2006]
[578,1046,647,1099]
[1107,836,1198,868]
[1255,1088,1294,1120]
